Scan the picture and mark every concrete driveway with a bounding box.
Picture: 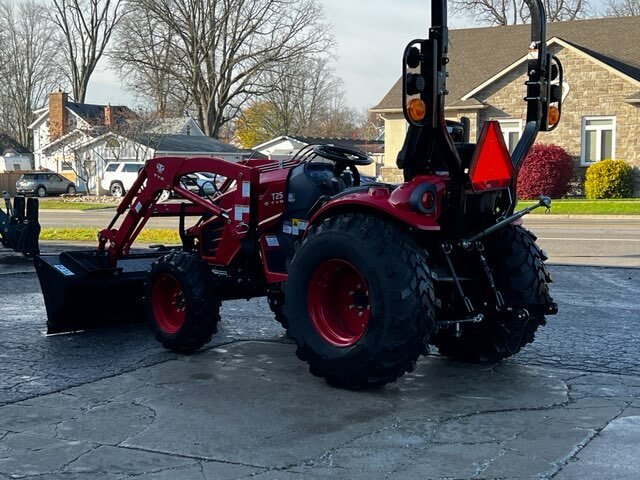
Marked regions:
[1,217,639,479]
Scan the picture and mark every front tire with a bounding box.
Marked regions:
[66,185,77,195]
[146,252,221,352]
[286,214,436,389]
[431,225,552,362]
[36,186,47,197]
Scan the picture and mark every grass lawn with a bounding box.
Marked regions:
[38,199,118,211]
[41,228,180,244]
[517,198,640,215]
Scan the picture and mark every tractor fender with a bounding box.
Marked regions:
[307,176,446,233]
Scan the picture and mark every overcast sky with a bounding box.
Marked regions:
[84,0,605,111]
[84,0,477,110]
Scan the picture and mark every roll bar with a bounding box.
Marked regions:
[398,0,562,181]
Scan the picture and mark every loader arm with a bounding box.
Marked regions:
[97,157,260,265]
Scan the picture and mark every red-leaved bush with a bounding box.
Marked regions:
[517,143,574,199]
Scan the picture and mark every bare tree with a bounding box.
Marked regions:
[51,0,125,103]
[262,56,343,136]
[604,0,640,15]
[451,0,589,25]
[316,94,362,139]
[235,55,365,147]
[0,0,64,147]
[109,6,188,114]
[114,0,333,138]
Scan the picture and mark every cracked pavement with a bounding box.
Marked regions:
[1,251,639,479]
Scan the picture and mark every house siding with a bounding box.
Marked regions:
[475,44,640,193]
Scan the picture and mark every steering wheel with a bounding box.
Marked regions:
[313,144,372,188]
[312,144,372,166]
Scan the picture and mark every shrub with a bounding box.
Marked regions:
[584,159,634,199]
[517,144,574,199]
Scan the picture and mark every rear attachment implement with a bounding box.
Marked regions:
[0,192,40,257]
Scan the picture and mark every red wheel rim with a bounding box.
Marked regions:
[307,259,370,347]
[152,273,186,334]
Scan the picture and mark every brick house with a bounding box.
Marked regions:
[371,17,640,191]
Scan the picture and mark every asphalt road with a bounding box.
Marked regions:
[524,216,640,267]
[38,209,640,267]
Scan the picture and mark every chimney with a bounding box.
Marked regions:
[104,104,112,128]
[49,91,68,141]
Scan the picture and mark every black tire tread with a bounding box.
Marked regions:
[432,225,551,362]
[147,252,221,352]
[288,213,436,389]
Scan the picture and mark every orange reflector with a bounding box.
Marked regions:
[407,99,426,122]
[468,121,513,191]
[548,105,560,126]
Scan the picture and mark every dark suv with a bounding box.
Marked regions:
[16,173,77,197]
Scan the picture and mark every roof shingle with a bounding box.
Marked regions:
[371,16,640,111]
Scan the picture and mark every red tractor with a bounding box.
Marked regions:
[36,0,562,389]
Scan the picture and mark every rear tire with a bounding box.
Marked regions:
[431,225,552,362]
[146,252,221,352]
[110,182,124,197]
[286,214,436,389]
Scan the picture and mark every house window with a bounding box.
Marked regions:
[61,161,74,171]
[497,120,522,154]
[581,117,615,165]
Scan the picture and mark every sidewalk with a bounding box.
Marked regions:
[1,341,638,479]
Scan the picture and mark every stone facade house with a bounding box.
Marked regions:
[29,92,254,193]
[371,17,640,191]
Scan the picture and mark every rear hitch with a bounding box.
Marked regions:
[436,313,484,328]
[460,195,551,248]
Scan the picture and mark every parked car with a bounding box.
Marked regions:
[16,172,76,197]
[101,161,144,197]
[181,172,225,197]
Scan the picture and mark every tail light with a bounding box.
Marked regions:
[468,121,513,191]
[407,98,427,123]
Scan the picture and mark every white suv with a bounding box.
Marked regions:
[101,161,143,197]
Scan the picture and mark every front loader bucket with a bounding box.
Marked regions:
[34,251,162,334]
